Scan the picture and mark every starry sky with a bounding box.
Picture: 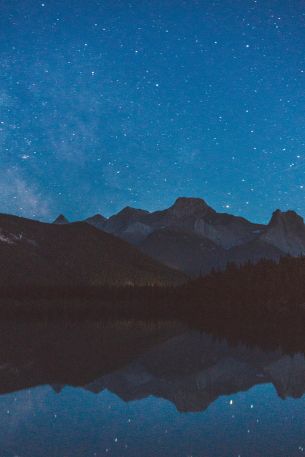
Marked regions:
[1,0,305,222]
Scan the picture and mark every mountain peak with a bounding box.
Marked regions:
[87,213,106,220]
[269,209,304,227]
[53,214,69,225]
[117,206,149,218]
[85,214,107,230]
[169,197,211,218]
[261,209,305,255]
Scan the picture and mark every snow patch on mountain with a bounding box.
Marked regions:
[0,231,15,244]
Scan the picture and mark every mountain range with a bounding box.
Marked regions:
[1,196,305,287]
[0,213,186,287]
[76,197,305,276]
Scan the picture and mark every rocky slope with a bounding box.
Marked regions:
[103,197,264,248]
[260,209,305,255]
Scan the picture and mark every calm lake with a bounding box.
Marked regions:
[0,319,305,457]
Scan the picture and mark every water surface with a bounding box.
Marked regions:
[0,320,304,457]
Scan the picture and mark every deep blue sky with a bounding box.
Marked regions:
[1,0,305,222]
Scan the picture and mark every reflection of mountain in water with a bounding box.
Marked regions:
[85,332,305,412]
[0,320,305,412]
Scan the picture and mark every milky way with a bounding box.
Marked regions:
[1,0,305,222]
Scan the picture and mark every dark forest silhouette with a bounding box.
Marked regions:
[0,255,305,324]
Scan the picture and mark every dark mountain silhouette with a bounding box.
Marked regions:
[225,239,284,266]
[81,197,305,275]
[105,206,151,244]
[140,228,224,276]
[2,197,305,288]
[53,214,69,224]
[0,214,186,287]
[140,228,284,276]
[85,214,107,230]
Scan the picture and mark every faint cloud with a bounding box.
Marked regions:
[0,168,52,220]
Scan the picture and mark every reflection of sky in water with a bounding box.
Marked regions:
[0,383,304,457]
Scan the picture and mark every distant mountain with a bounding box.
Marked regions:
[140,228,224,276]
[53,214,69,225]
[105,207,151,244]
[140,230,286,276]
[85,214,107,230]
[6,197,305,283]
[226,239,284,267]
[260,209,305,255]
[0,214,186,287]
[82,197,305,275]
[102,197,264,248]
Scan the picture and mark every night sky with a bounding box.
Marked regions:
[1,0,305,222]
